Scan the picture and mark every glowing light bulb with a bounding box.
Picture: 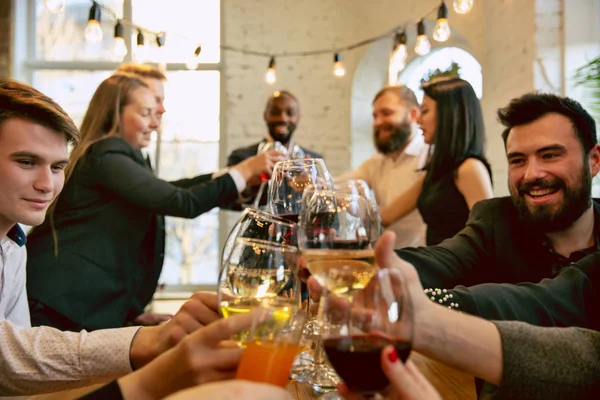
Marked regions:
[112,21,127,59]
[433,3,451,42]
[333,53,345,77]
[415,35,431,56]
[265,68,276,84]
[433,18,451,42]
[265,57,276,85]
[113,37,127,59]
[186,46,202,70]
[415,20,431,56]
[135,30,146,62]
[85,21,103,43]
[85,3,103,44]
[44,0,65,13]
[453,0,474,14]
[389,43,407,84]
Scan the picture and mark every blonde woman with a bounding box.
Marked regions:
[26,74,282,331]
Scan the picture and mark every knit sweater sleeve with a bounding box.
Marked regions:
[480,321,600,400]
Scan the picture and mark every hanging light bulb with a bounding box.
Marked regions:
[113,20,128,60]
[156,32,166,48]
[186,46,202,70]
[135,29,147,62]
[44,0,65,14]
[453,0,474,14]
[265,57,276,85]
[333,53,346,77]
[414,20,431,56]
[433,2,451,42]
[389,31,408,84]
[84,2,103,44]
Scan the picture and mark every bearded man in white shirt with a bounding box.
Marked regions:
[337,85,429,248]
[0,79,288,399]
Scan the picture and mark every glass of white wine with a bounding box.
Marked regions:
[217,237,300,344]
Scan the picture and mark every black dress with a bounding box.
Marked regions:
[417,157,491,245]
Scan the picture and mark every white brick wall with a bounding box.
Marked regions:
[222,0,539,188]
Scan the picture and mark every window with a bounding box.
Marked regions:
[397,47,483,103]
[18,0,222,288]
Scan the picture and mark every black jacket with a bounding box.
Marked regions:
[26,137,239,330]
[397,197,600,329]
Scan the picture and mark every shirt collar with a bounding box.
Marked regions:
[6,224,26,247]
[404,134,427,157]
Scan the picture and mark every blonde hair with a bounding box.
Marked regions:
[116,63,167,81]
[45,73,149,254]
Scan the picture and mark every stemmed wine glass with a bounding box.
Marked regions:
[217,237,301,344]
[321,267,414,399]
[268,158,334,223]
[220,208,296,273]
[334,179,382,244]
[297,186,379,391]
[267,158,334,381]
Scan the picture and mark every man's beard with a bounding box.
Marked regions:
[510,166,592,232]
[373,120,412,155]
[267,122,297,146]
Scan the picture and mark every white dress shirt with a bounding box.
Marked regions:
[0,226,139,396]
[337,134,429,249]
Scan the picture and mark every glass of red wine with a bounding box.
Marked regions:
[296,186,379,393]
[321,267,413,398]
[267,158,333,223]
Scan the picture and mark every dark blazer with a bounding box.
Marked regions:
[26,137,240,330]
[397,197,600,329]
[226,141,322,208]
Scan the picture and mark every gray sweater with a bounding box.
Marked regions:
[481,321,600,399]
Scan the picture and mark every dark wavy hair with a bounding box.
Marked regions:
[421,78,490,182]
[498,92,597,154]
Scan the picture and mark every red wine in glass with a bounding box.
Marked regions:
[279,213,299,224]
[323,333,411,394]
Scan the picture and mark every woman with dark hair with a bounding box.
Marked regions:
[380,78,493,245]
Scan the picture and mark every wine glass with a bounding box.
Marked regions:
[297,186,378,392]
[220,208,296,273]
[268,158,334,222]
[217,237,301,344]
[321,267,414,398]
[334,179,382,244]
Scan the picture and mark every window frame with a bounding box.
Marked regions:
[12,0,228,295]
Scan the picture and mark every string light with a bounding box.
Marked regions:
[414,20,431,56]
[186,46,203,70]
[433,2,451,42]
[84,2,103,43]
[389,31,408,84]
[113,20,127,59]
[333,53,346,77]
[156,32,166,47]
[453,0,474,14]
[134,29,147,62]
[265,57,276,85]
[44,0,65,14]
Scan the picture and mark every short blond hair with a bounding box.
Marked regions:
[116,63,167,81]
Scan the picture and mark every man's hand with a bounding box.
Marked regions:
[119,311,266,400]
[134,312,172,326]
[234,150,286,186]
[129,292,222,369]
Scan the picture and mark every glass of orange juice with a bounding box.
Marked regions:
[236,306,307,388]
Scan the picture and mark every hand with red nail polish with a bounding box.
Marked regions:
[337,346,441,400]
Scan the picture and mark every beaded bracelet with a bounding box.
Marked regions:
[423,288,460,310]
